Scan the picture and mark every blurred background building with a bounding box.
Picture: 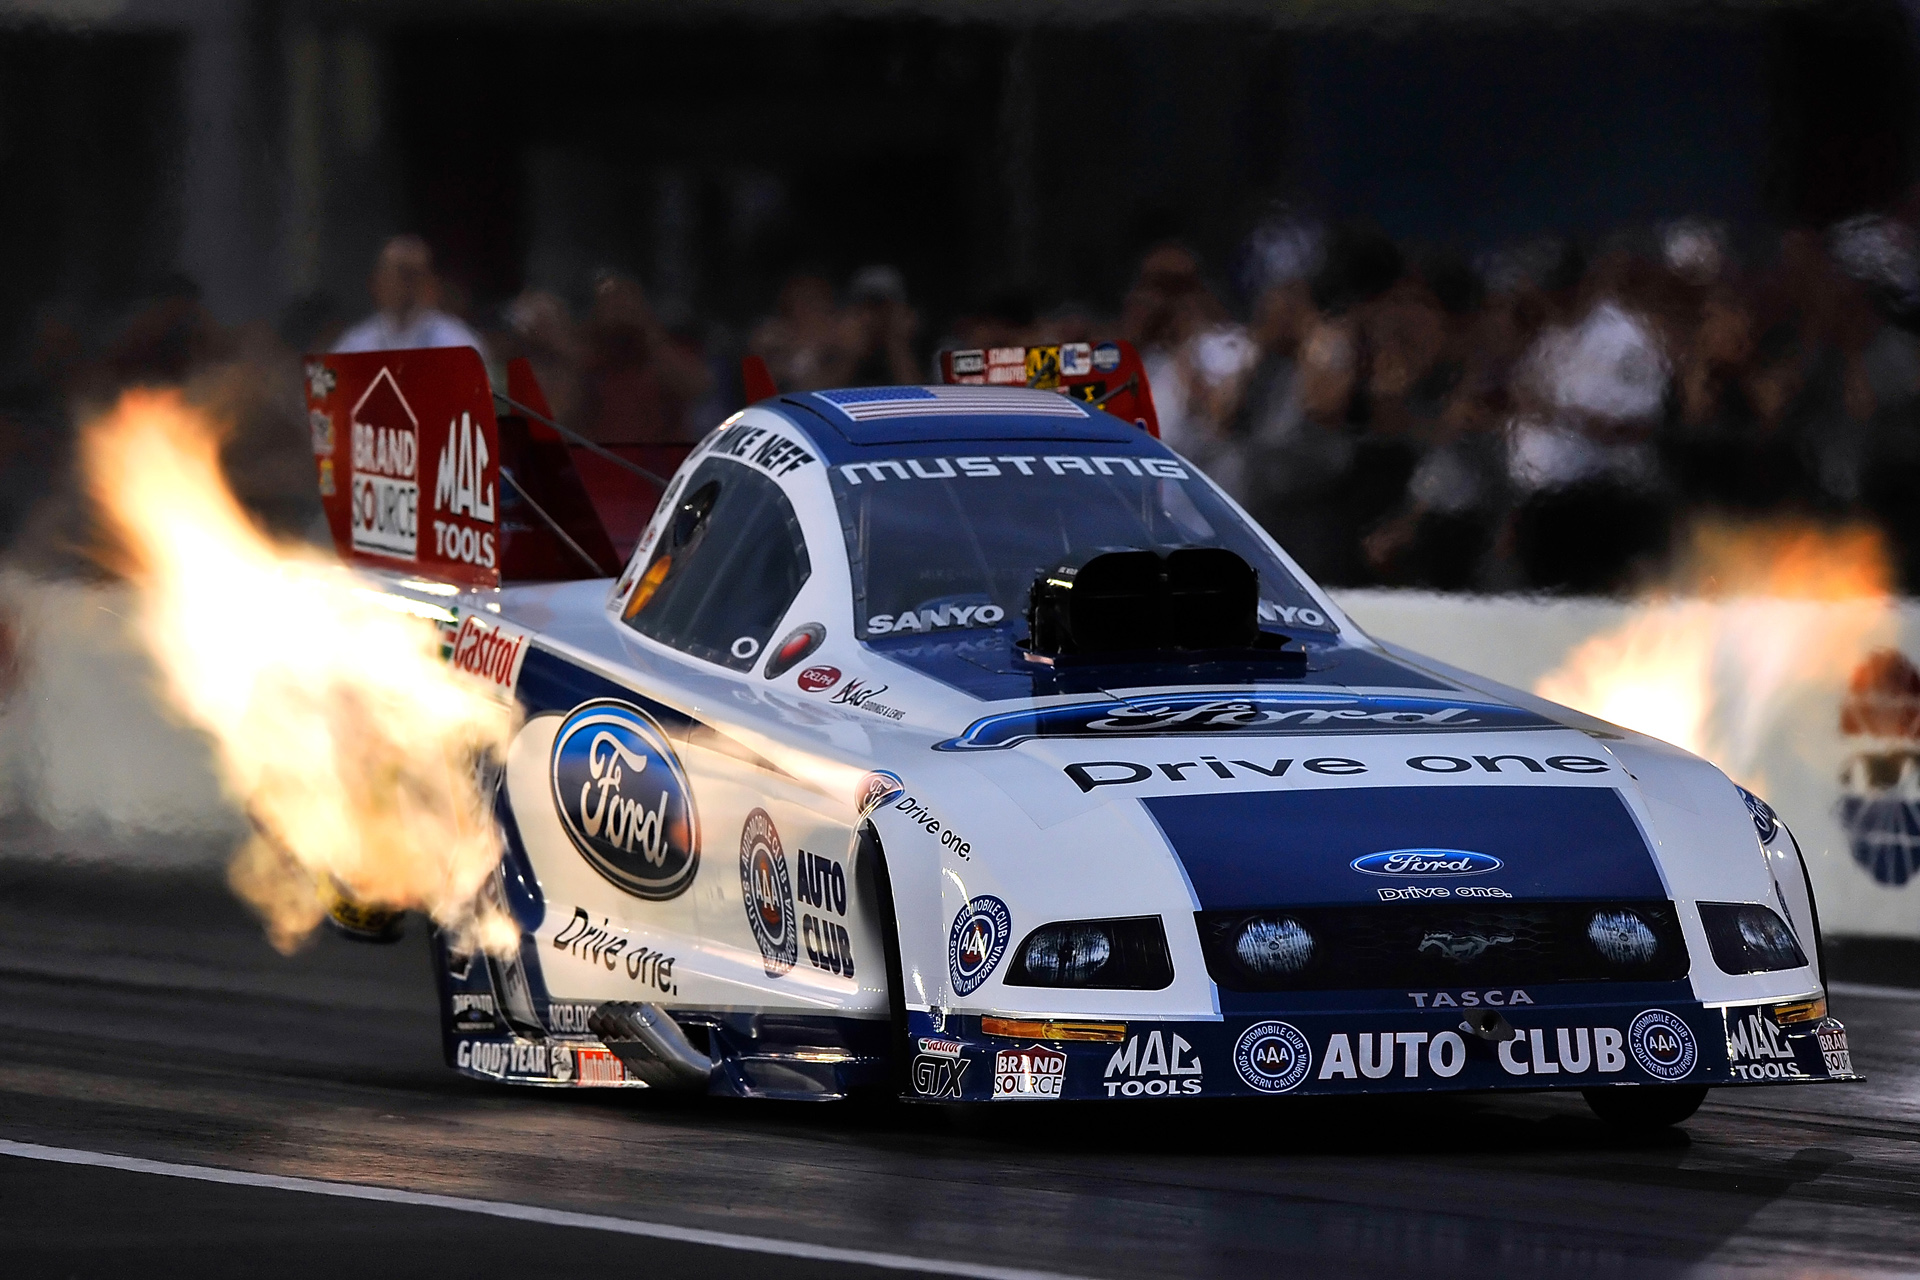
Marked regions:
[5,0,1920,592]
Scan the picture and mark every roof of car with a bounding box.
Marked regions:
[772,385,1146,451]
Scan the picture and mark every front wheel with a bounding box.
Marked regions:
[1582,1085,1709,1129]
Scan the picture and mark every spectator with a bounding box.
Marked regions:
[751,273,855,392]
[332,236,487,358]
[504,290,585,429]
[845,266,920,386]
[1123,244,1258,497]
[577,273,712,444]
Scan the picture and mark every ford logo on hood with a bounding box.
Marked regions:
[551,700,700,900]
[1351,848,1503,877]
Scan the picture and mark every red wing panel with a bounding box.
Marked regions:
[938,340,1160,437]
[305,347,501,588]
[571,444,694,560]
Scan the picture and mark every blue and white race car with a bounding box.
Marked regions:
[308,343,1856,1127]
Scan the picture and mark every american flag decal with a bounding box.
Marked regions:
[813,385,1089,421]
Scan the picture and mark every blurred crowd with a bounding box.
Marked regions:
[1116,215,1920,595]
[11,208,1920,595]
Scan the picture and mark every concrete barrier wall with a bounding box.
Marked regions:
[3,576,1913,940]
[1336,589,1920,942]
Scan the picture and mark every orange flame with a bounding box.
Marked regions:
[81,390,518,955]
[1534,520,1895,788]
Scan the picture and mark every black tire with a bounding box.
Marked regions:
[1582,1085,1709,1129]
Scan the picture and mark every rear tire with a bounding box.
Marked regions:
[1582,1085,1708,1129]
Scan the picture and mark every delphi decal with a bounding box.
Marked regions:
[935,692,1557,751]
[550,700,700,900]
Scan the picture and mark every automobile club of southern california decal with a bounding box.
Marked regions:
[740,807,797,976]
[948,895,1011,996]
[550,700,700,900]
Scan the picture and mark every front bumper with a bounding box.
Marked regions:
[908,993,1858,1102]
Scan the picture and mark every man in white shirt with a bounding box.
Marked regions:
[332,235,487,358]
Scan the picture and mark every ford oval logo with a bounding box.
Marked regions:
[550,700,700,900]
[1350,848,1503,877]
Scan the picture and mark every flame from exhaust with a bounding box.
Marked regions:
[1534,521,1895,789]
[82,389,518,955]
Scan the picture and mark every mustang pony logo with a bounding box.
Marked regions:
[1418,931,1515,962]
[551,701,699,900]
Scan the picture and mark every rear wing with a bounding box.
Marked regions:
[937,340,1159,436]
[303,346,676,588]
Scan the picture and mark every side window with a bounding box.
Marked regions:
[621,458,812,670]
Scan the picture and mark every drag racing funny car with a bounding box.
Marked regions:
[303,340,1856,1127]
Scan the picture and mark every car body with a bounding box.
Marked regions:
[309,348,1856,1117]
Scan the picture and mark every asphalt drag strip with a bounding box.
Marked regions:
[0,1142,1060,1280]
[4,846,1920,1279]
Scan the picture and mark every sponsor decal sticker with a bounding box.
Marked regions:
[309,407,335,456]
[867,604,1005,635]
[1319,1030,1470,1079]
[1817,1018,1853,1076]
[317,457,335,496]
[430,410,498,570]
[349,367,420,560]
[831,679,905,721]
[458,1038,567,1080]
[551,907,678,993]
[950,349,986,376]
[1725,1007,1806,1080]
[948,895,1012,996]
[796,848,855,978]
[856,770,904,817]
[706,420,817,478]
[918,1037,964,1057]
[573,1046,629,1086]
[547,1001,595,1035]
[1405,990,1533,1008]
[895,793,971,859]
[1234,1021,1312,1094]
[450,614,528,696]
[1495,1026,1627,1076]
[1060,750,1610,789]
[305,360,337,402]
[1351,849,1503,877]
[450,992,497,1031]
[913,1053,969,1099]
[1103,1031,1203,1096]
[797,664,841,692]
[1379,885,1512,901]
[838,454,1179,486]
[994,1045,1066,1100]
[1091,342,1122,373]
[763,623,826,680]
[1060,342,1093,378]
[740,808,798,977]
[949,692,1559,754]
[550,701,700,901]
[1627,1009,1697,1081]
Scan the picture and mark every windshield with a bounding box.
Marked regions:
[830,449,1334,641]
